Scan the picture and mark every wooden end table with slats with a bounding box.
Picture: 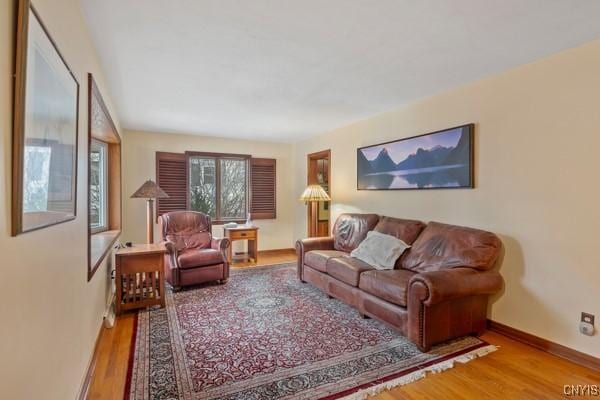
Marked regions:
[223,225,259,265]
[115,243,166,315]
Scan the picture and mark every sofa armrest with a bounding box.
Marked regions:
[295,237,335,281]
[409,268,503,306]
[296,237,335,254]
[407,268,502,352]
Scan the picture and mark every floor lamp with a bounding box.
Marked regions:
[131,180,169,244]
[299,184,331,237]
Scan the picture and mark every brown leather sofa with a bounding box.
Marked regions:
[296,213,503,351]
[158,211,231,290]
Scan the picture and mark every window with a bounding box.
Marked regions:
[156,152,276,222]
[188,154,248,222]
[89,139,108,233]
[87,74,122,281]
[189,157,216,217]
[220,158,247,219]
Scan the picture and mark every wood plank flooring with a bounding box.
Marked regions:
[86,250,599,399]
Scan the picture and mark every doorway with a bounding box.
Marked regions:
[307,149,331,237]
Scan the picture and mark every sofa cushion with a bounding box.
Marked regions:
[374,216,425,245]
[178,249,224,269]
[359,269,416,307]
[326,256,374,286]
[402,222,502,272]
[304,250,348,273]
[332,213,379,252]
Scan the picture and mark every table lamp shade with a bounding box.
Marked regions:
[299,184,331,202]
[131,180,168,244]
[130,180,169,199]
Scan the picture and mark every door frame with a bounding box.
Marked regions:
[306,149,331,237]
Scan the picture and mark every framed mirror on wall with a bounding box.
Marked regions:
[12,0,79,235]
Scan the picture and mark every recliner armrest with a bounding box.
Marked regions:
[408,268,503,306]
[164,240,178,255]
[211,237,230,251]
[211,237,231,260]
[163,240,181,270]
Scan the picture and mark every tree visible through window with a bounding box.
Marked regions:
[189,155,247,221]
[189,157,216,217]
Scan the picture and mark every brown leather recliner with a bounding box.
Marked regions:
[158,211,231,290]
[296,213,503,352]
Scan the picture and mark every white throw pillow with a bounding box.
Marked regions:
[350,230,411,270]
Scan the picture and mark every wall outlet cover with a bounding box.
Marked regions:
[581,312,595,325]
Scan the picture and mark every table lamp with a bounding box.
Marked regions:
[131,180,169,243]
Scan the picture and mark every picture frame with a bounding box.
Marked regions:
[357,124,474,190]
[12,0,80,235]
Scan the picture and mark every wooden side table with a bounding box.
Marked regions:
[115,243,166,315]
[223,226,259,265]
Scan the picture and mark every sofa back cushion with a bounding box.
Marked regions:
[374,216,426,268]
[401,221,501,272]
[374,216,425,245]
[332,213,379,252]
[159,211,212,251]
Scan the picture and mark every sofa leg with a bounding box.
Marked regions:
[219,279,229,284]
[327,294,333,299]
[172,285,182,292]
[417,344,431,353]
[359,312,370,319]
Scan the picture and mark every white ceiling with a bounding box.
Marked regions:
[81,0,600,142]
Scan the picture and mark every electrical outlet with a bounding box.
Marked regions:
[581,312,595,325]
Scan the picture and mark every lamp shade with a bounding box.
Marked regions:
[130,180,169,199]
[299,184,331,202]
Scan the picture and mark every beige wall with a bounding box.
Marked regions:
[0,4,597,398]
[292,40,600,357]
[0,0,121,398]
[122,130,295,251]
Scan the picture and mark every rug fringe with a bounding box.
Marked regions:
[340,345,498,400]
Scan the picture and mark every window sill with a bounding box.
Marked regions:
[212,219,247,225]
[89,229,121,281]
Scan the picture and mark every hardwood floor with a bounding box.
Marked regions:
[229,248,297,268]
[86,312,136,400]
[378,331,599,399]
[86,250,599,399]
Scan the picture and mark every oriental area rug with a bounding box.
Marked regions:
[126,263,495,400]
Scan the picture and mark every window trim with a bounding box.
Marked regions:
[87,74,122,281]
[90,139,109,234]
[186,151,250,224]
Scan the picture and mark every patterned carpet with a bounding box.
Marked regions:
[126,263,493,400]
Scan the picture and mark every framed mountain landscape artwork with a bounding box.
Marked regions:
[357,124,474,190]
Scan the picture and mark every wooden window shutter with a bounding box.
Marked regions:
[250,158,276,219]
[156,152,187,216]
